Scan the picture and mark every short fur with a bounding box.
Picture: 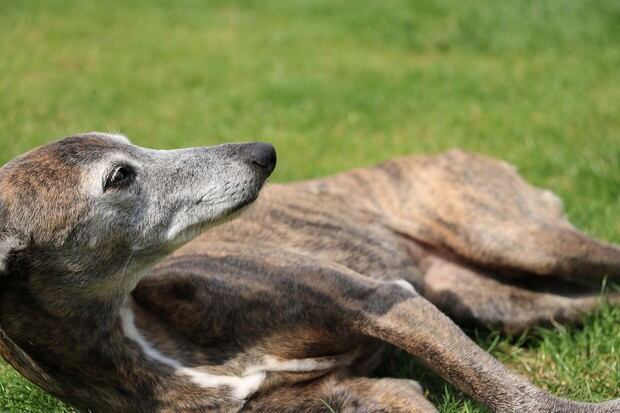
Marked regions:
[0,133,619,413]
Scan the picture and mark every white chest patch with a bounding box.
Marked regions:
[119,304,342,400]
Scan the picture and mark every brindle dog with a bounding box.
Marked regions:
[0,133,619,413]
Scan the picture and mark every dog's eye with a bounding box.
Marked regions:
[104,165,134,192]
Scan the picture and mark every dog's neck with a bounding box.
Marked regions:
[0,262,147,342]
[0,266,143,406]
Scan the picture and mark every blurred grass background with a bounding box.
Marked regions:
[0,0,619,411]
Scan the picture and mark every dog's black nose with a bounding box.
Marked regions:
[245,142,277,175]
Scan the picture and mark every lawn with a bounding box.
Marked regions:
[0,0,619,411]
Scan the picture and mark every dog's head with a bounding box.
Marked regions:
[0,133,275,295]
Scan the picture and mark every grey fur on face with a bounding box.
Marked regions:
[0,133,274,297]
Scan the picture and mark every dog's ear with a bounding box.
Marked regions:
[0,229,28,276]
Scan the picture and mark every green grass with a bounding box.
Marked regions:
[0,0,619,411]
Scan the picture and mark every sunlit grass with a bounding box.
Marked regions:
[1,1,619,411]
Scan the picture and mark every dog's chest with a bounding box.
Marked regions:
[118,299,357,410]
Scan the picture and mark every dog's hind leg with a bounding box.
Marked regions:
[418,246,620,334]
[340,149,620,280]
[243,371,438,413]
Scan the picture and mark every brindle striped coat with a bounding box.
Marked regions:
[0,134,619,413]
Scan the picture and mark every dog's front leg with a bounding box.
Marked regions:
[353,281,620,413]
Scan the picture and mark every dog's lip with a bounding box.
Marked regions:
[193,182,262,216]
[229,190,261,213]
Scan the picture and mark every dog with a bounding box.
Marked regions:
[0,132,619,413]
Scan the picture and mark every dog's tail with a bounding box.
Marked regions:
[355,287,620,413]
